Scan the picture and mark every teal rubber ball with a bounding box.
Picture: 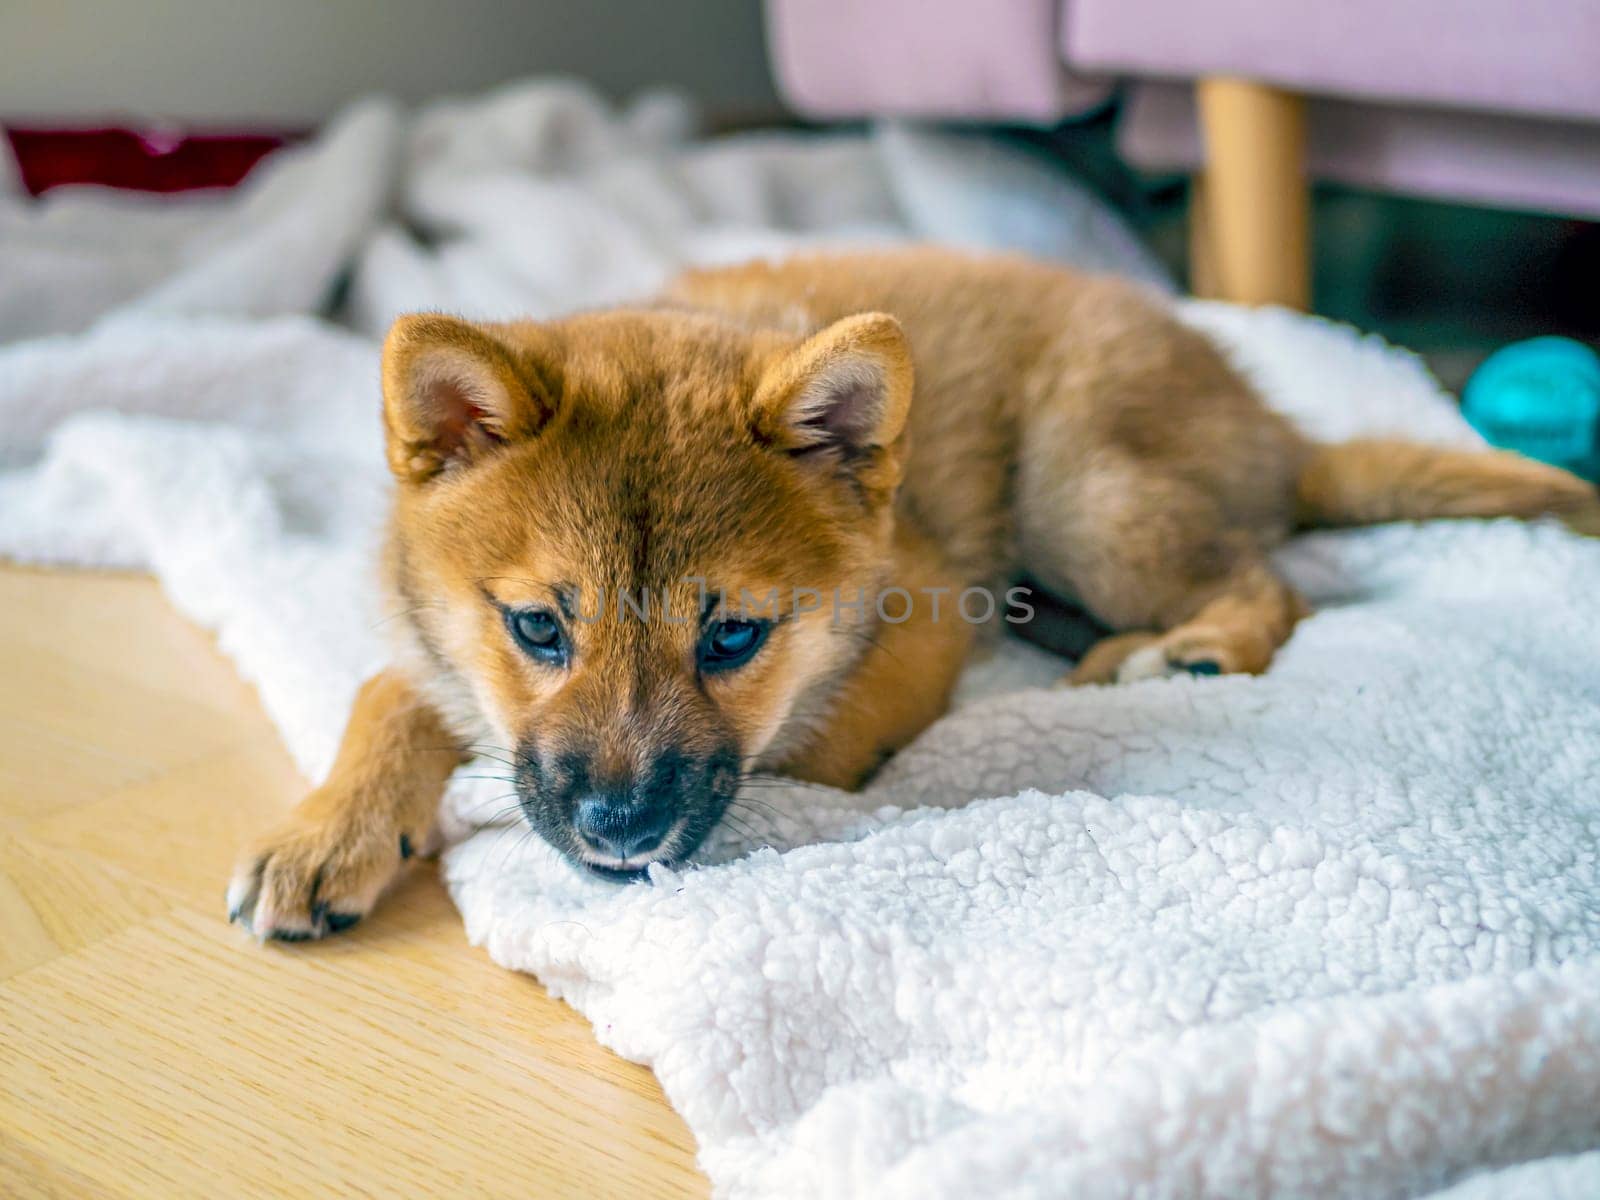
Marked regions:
[1462,337,1600,482]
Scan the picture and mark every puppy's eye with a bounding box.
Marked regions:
[699,619,768,673]
[507,609,567,665]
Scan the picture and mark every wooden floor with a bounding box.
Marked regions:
[0,565,707,1199]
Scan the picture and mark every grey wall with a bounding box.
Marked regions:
[1,0,780,124]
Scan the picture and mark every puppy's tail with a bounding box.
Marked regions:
[1296,438,1600,536]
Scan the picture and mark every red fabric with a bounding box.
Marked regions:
[5,126,294,196]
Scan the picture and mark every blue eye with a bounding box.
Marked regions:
[507,608,567,665]
[699,619,768,672]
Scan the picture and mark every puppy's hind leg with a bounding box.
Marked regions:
[1091,556,1308,684]
[1019,459,1307,685]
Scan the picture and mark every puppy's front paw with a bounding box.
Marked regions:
[227,797,420,941]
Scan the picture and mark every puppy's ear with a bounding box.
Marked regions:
[752,314,913,480]
[381,314,558,483]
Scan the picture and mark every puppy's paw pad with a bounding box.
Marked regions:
[1115,644,1231,683]
[1115,644,1182,683]
[1069,632,1161,686]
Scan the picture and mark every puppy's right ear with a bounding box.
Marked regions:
[381,314,558,483]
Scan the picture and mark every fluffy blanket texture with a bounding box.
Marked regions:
[2,82,1597,1199]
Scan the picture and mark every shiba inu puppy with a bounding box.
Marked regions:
[228,249,1598,939]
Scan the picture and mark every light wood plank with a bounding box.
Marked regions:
[0,911,705,1199]
[0,835,174,979]
[0,565,707,1198]
[25,738,308,913]
[0,642,254,827]
[0,567,265,720]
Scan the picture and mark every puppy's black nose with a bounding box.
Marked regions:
[573,794,672,860]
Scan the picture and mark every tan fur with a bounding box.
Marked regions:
[785,523,975,789]
[230,248,1599,938]
[1297,437,1600,529]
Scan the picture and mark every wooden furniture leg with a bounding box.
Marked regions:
[1188,173,1218,298]
[1194,77,1310,309]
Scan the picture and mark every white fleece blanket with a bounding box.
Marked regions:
[3,82,1598,1199]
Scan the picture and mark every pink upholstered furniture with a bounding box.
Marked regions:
[765,0,1600,308]
[765,0,1110,122]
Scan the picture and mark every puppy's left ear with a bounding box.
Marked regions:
[381,314,558,483]
[751,313,913,489]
